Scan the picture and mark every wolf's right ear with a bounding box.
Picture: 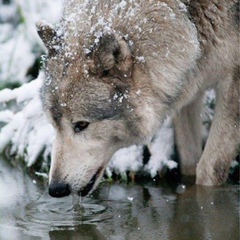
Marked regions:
[94,34,133,80]
[36,21,60,56]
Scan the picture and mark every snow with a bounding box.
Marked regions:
[0,110,14,123]
[0,73,55,166]
[108,145,144,174]
[136,56,146,63]
[0,0,62,84]
[145,118,175,177]
[0,75,42,103]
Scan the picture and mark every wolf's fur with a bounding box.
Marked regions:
[37,0,239,196]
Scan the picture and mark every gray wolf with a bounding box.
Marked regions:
[37,0,239,197]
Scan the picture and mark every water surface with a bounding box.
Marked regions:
[0,157,239,240]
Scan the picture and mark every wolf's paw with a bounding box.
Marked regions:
[196,162,228,186]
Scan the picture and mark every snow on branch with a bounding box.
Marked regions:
[0,73,54,166]
[0,0,63,85]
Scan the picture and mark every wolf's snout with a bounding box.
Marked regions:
[48,181,71,198]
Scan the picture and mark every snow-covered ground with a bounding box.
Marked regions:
[0,0,215,178]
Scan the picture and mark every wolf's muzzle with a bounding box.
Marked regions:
[48,168,103,198]
[78,167,102,197]
[48,181,71,198]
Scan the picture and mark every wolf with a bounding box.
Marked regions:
[37,0,239,197]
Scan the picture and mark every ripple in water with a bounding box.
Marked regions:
[16,193,111,233]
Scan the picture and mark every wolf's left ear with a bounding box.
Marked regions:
[95,34,133,79]
[36,21,60,55]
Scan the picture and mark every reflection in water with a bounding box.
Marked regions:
[0,156,239,240]
[49,224,106,240]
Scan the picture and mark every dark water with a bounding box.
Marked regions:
[0,157,239,240]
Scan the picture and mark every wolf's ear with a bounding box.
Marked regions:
[36,21,60,55]
[95,34,133,79]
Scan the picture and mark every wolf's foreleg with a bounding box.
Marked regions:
[173,93,204,176]
[196,71,239,186]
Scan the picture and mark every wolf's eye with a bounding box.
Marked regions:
[73,121,89,133]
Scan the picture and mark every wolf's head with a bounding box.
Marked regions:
[37,21,158,198]
[36,0,200,197]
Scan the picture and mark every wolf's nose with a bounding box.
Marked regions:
[48,181,71,198]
